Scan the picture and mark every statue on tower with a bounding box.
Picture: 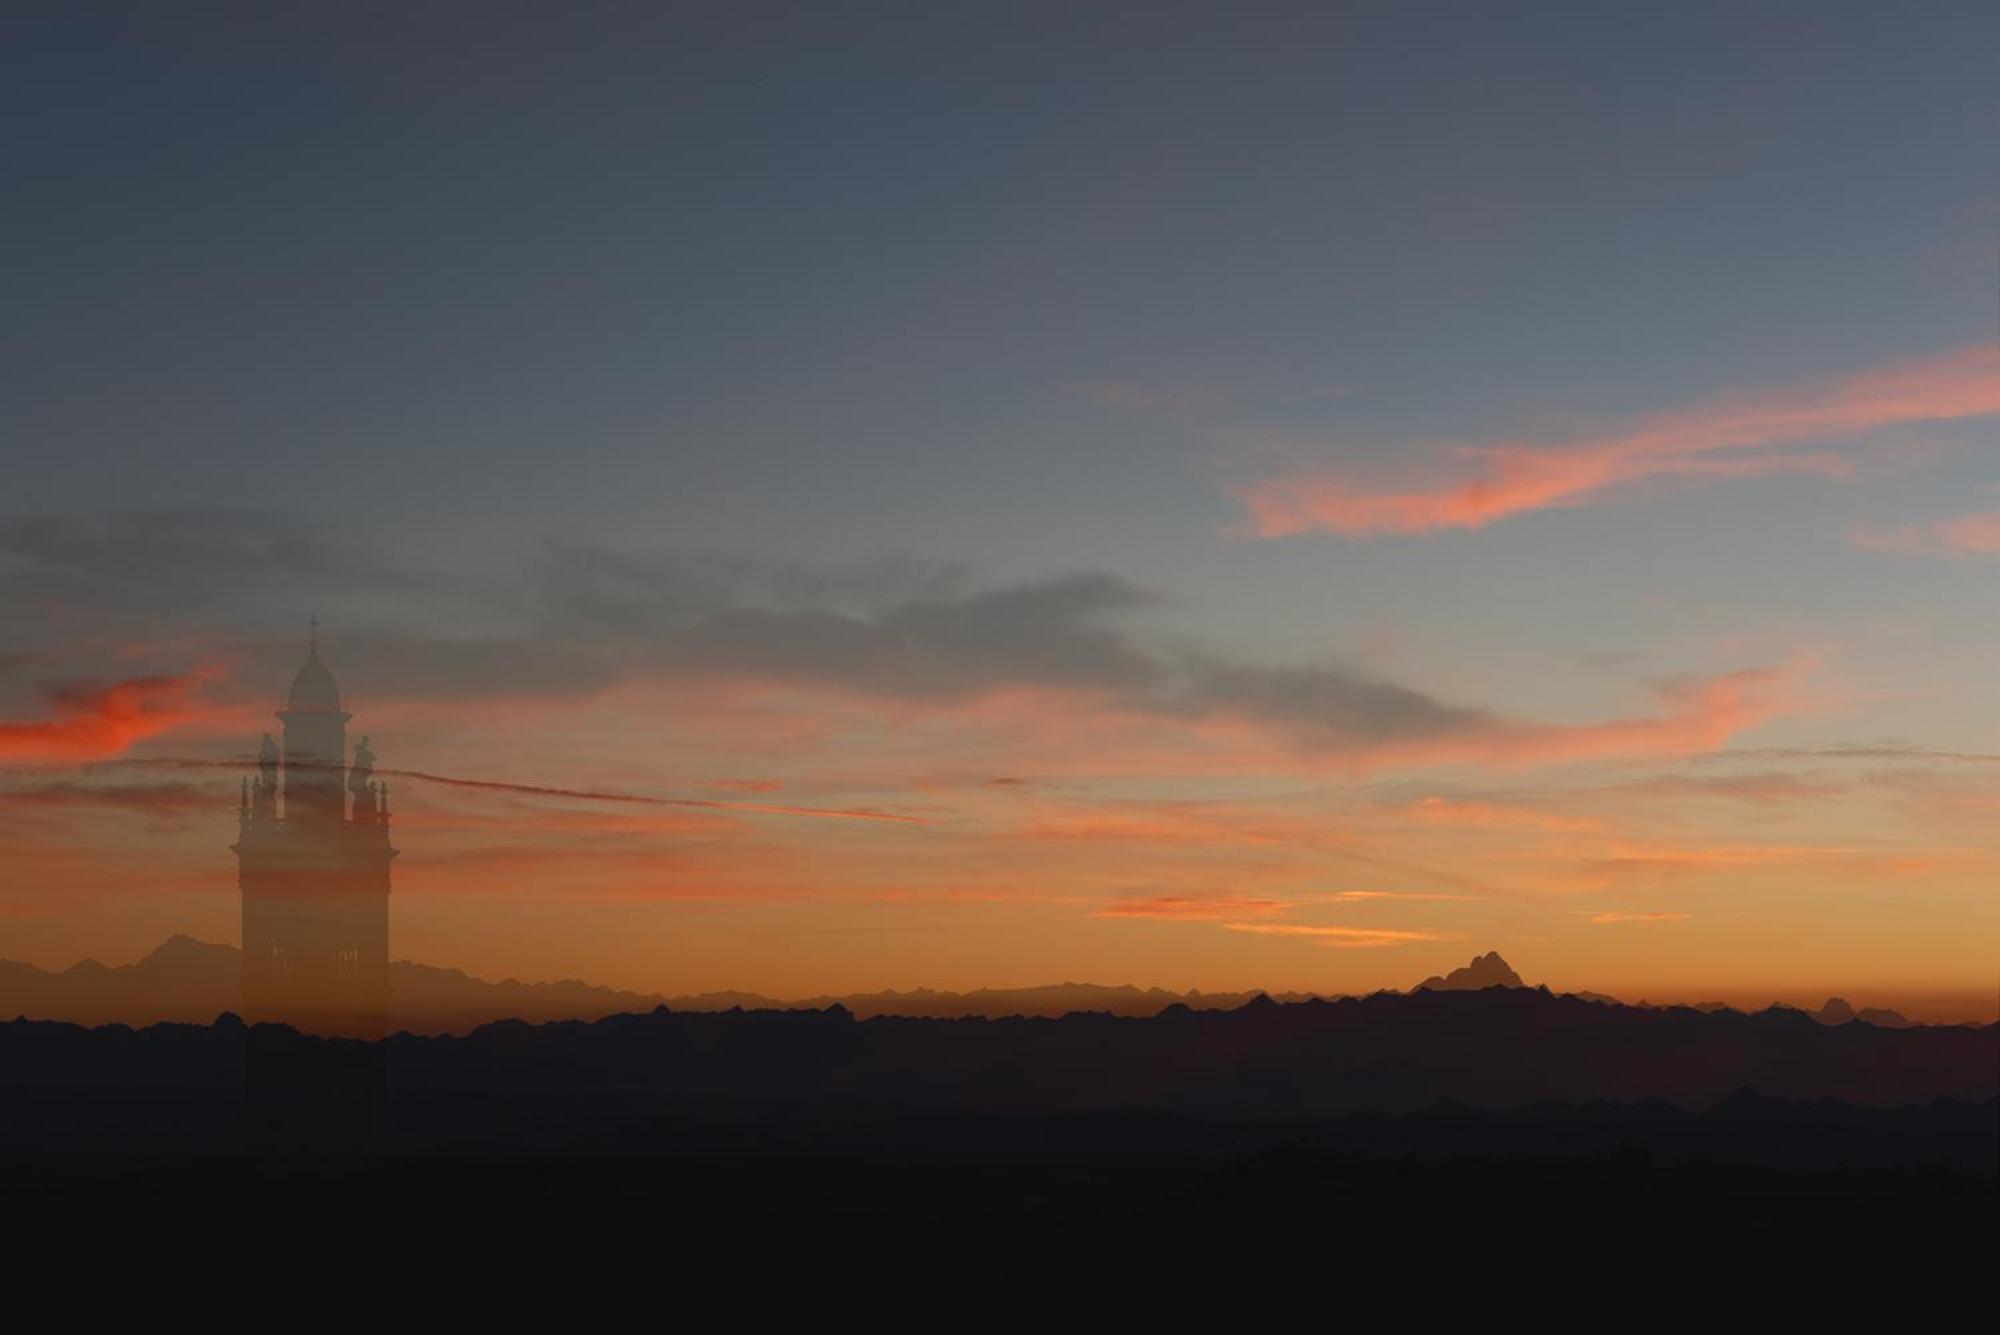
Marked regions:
[348,735,378,817]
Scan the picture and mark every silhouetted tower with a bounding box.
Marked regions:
[235,628,396,1037]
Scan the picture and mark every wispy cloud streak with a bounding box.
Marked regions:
[1236,345,2000,537]
[1849,507,2000,556]
[1222,923,1445,947]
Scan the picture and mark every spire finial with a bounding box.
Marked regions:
[309,615,319,652]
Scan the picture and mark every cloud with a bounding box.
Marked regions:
[1446,667,1793,765]
[648,570,1163,699]
[1849,507,2000,557]
[0,670,223,762]
[0,779,216,820]
[1234,344,2000,538]
[1612,771,1848,804]
[3,510,1798,771]
[1318,889,1479,903]
[1562,840,1871,888]
[1092,895,1294,920]
[1587,912,1691,925]
[1709,745,2000,766]
[1397,795,1601,831]
[0,506,429,620]
[1178,663,1795,768]
[1170,655,1491,745]
[1081,382,1216,412]
[1221,923,1445,948]
[1017,799,1346,848]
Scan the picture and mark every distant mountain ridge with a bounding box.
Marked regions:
[0,935,681,1034]
[0,938,1311,1032]
[0,938,1920,1032]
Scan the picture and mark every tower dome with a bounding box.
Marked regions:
[286,636,342,712]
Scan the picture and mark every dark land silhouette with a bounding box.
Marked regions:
[5,986,1992,1247]
[10,983,1985,1127]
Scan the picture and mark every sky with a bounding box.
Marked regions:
[3,2,1997,1018]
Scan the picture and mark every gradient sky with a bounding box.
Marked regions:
[4,3,1997,1017]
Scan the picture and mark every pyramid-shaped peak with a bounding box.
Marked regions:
[1414,951,1527,992]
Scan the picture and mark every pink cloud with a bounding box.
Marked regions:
[1849,507,2000,556]
[1318,890,1479,903]
[1353,665,1797,769]
[1222,923,1446,948]
[1236,345,2000,537]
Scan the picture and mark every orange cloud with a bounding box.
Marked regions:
[1319,890,1479,903]
[399,832,836,903]
[1093,895,1294,920]
[1236,345,2000,537]
[1588,911,1692,925]
[0,669,223,762]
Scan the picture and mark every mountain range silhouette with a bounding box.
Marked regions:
[0,939,1921,1031]
[4,950,1989,1249]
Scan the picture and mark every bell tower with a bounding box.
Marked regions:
[235,626,396,1038]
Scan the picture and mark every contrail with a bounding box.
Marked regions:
[379,766,933,824]
[61,756,937,825]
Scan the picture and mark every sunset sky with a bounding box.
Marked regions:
[3,4,1997,1018]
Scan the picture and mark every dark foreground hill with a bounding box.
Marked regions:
[6,986,1991,1134]
[5,988,1993,1249]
